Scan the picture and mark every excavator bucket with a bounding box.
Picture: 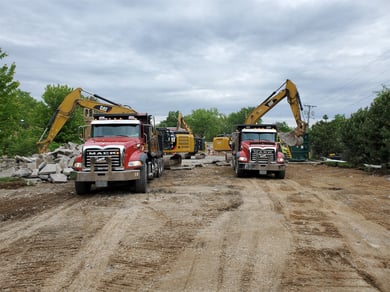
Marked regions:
[279,120,307,146]
[279,130,304,146]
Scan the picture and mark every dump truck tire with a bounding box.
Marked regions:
[234,161,245,177]
[75,181,91,195]
[275,170,285,179]
[135,164,147,193]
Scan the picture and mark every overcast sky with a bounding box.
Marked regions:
[1,0,389,126]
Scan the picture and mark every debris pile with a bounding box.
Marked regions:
[0,143,80,183]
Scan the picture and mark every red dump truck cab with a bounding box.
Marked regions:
[231,124,286,179]
[73,113,164,195]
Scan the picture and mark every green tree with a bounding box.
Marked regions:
[185,108,222,141]
[0,49,21,155]
[8,90,48,155]
[226,107,255,126]
[0,49,20,97]
[40,85,85,150]
[342,87,390,166]
[157,111,180,127]
[365,87,390,165]
[276,121,292,132]
[310,114,346,159]
[341,108,369,165]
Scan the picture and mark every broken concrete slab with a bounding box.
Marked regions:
[13,168,33,178]
[30,168,40,178]
[49,173,68,183]
[62,167,74,176]
[0,167,15,178]
[39,163,59,175]
[0,142,82,183]
[15,155,33,163]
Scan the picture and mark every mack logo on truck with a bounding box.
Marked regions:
[88,150,118,156]
[252,149,273,155]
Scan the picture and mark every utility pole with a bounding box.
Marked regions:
[304,104,317,127]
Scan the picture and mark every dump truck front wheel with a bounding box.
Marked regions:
[275,170,285,179]
[135,164,147,193]
[75,181,91,195]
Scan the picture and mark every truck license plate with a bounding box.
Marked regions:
[259,170,267,175]
[96,180,108,187]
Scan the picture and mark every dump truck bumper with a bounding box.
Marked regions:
[241,162,285,172]
[76,170,140,183]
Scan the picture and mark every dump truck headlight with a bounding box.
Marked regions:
[276,152,285,163]
[128,161,143,167]
[73,162,82,170]
[238,156,248,162]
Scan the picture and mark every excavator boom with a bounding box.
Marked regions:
[176,112,192,134]
[245,79,307,146]
[37,88,136,153]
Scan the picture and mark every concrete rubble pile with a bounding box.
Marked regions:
[0,142,80,183]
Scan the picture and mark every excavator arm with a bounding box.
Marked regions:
[37,88,137,153]
[176,112,193,134]
[245,79,307,146]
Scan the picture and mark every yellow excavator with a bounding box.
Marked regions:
[230,79,307,178]
[158,112,205,167]
[245,79,307,146]
[37,88,137,153]
[212,134,232,152]
[174,112,205,158]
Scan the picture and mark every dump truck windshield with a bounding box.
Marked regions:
[241,132,276,142]
[92,124,140,138]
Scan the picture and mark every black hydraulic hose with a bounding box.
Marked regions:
[38,109,59,142]
[81,89,120,106]
[93,93,121,106]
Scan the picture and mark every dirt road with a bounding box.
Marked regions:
[0,158,389,291]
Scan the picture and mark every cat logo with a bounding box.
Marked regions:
[94,105,112,112]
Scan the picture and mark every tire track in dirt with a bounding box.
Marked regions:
[264,178,385,291]
[42,203,158,291]
[0,197,99,290]
[99,189,242,291]
[153,177,292,291]
[0,196,80,247]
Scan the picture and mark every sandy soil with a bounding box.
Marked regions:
[0,157,389,291]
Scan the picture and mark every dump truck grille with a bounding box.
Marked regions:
[85,148,121,171]
[250,148,275,163]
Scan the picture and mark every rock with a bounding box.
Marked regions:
[63,167,74,176]
[39,163,59,175]
[13,168,33,178]
[0,142,80,183]
[0,167,15,178]
[15,155,33,163]
[38,161,47,171]
[30,168,40,178]
[50,173,68,183]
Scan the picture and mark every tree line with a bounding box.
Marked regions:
[1,48,389,169]
[309,88,389,167]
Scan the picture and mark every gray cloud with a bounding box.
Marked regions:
[1,0,389,126]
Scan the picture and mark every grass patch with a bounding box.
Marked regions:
[322,161,353,168]
[0,177,28,189]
